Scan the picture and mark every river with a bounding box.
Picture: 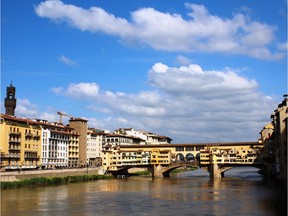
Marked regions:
[1,167,286,216]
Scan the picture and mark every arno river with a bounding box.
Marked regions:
[1,167,285,216]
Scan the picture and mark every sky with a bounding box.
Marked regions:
[1,0,287,143]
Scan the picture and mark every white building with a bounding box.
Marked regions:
[114,128,172,145]
[38,120,71,168]
[87,128,107,166]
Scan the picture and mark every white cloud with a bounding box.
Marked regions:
[51,82,100,99]
[65,82,99,98]
[152,62,169,73]
[35,0,285,60]
[15,99,58,122]
[50,86,64,94]
[175,55,191,66]
[148,63,258,97]
[277,41,288,51]
[51,62,277,142]
[58,55,77,66]
[16,99,38,116]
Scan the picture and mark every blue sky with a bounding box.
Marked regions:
[1,0,287,143]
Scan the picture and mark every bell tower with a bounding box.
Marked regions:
[4,82,17,116]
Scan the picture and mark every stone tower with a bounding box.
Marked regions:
[69,118,88,166]
[4,82,17,116]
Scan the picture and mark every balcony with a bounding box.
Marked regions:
[2,153,21,158]
[24,155,39,159]
[9,138,21,143]
[9,146,21,151]
[25,133,33,137]
[9,131,21,136]
[33,135,41,140]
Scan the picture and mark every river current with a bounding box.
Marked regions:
[1,167,286,216]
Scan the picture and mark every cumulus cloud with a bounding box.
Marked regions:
[15,99,58,122]
[16,99,38,116]
[50,86,64,94]
[58,55,77,66]
[175,55,191,66]
[35,0,285,60]
[51,82,99,99]
[277,41,288,51]
[51,62,277,142]
[148,63,258,97]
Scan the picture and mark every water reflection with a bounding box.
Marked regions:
[1,167,283,216]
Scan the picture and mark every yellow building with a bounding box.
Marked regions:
[151,149,171,165]
[0,114,42,170]
[68,132,80,167]
[200,145,261,166]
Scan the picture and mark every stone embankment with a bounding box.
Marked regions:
[0,167,105,182]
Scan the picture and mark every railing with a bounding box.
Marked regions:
[9,138,21,143]
[9,132,21,136]
[24,155,40,159]
[2,154,21,158]
[8,146,21,150]
[200,159,261,165]
[25,133,33,137]
[171,161,198,167]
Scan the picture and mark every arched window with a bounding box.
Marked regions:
[176,153,185,161]
[186,153,194,161]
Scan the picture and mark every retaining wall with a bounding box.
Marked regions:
[0,167,104,182]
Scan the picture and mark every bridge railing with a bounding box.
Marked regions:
[171,161,199,167]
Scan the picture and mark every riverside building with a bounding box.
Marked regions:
[87,128,107,166]
[0,114,42,170]
[0,114,81,170]
[36,119,79,169]
[114,128,172,145]
[260,95,287,183]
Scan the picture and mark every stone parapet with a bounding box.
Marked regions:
[0,167,102,182]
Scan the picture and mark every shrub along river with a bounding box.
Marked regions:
[1,167,286,216]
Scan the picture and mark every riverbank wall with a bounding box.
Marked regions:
[0,167,105,182]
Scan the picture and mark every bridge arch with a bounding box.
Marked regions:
[186,153,194,161]
[176,153,185,161]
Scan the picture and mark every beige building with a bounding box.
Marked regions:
[69,118,88,166]
[259,123,275,175]
[102,133,146,170]
[258,95,287,184]
[68,132,80,167]
[0,114,82,170]
[87,128,107,166]
[0,114,42,170]
[270,95,287,182]
[200,145,261,165]
[150,149,171,165]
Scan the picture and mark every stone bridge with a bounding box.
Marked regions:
[103,141,264,178]
[106,161,198,178]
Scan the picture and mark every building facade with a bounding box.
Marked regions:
[0,114,42,170]
[38,120,78,169]
[87,128,106,166]
[114,128,172,145]
[69,118,88,166]
[258,95,287,184]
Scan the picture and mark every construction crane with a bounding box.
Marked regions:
[57,111,73,124]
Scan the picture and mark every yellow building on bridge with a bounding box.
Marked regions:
[102,142,263,177]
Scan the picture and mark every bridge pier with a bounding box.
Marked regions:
[209,164,222,178]
[148,164,177,178]
[153,165,165,178]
